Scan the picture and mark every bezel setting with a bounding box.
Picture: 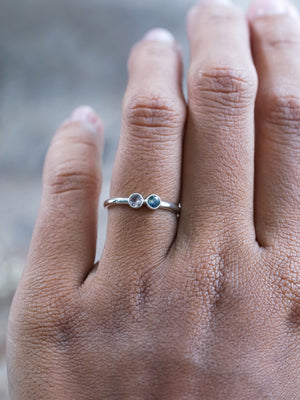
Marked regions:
[146,194,161,210]
[128,193,144,209]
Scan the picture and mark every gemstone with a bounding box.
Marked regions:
[146,194,161,210]
[128,193,144,209]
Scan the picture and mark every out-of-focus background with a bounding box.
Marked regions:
[1,0,299,397]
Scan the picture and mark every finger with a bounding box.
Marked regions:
[179,0,258,245]
[248,0,300,247]
[103,29,186,264]
[25,106,104,287]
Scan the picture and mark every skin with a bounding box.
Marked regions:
[6,0,300,398]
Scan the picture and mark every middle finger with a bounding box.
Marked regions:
[179,0,258,246]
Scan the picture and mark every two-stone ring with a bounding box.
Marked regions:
[104,193,181,216]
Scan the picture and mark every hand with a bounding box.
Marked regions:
[7,0,300,398]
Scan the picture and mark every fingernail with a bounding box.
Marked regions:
[196,0,233,6]
[187,0,233,26]
[248,0,299,19]
[143,28,175,44]
[70,105,103,135]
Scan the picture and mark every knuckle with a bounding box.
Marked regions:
[206,8,243,25]
[124,93,185,138]
[176,243,225,306]
[270,250,300,326]
[189,5,242,28]
[176,235,255,312]
[265,36,300,49]
[129,40,176,68]
[11,285,81,346]
[57,120,100,147]
[259,88,300,143]
[49,295,84,348]
[99,272,155,334]
[188,65,257,110]
[47,164,100,196]
[45,124,101,196]
[253,15,300,49]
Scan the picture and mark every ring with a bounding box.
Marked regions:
[104,193,181,215]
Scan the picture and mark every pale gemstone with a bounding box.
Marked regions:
[128,193,144,209]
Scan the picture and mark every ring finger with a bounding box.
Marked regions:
[102,29,186,267]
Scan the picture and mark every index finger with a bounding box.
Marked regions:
[24,106,104,288]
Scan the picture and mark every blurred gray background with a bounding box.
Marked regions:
[1,0,299,398]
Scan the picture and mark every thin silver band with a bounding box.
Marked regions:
[104,193,181,215]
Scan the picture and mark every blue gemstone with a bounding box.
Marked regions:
[147,194,161,210]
